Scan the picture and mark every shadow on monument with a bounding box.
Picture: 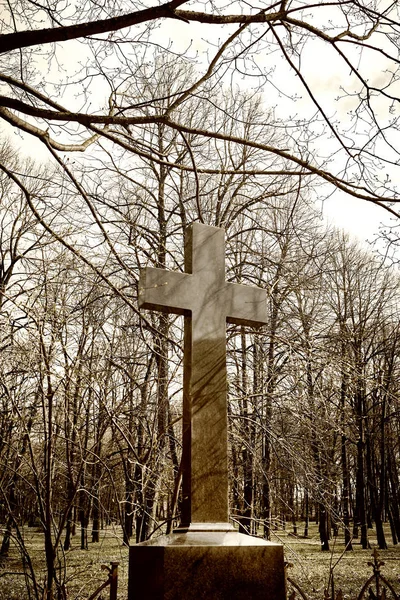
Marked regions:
[130,223,286,599]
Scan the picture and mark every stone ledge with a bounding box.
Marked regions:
[129,530,286,599]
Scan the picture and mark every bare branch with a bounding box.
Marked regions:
[0,0,191,53]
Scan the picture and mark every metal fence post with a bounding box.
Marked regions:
[109,561,119,600]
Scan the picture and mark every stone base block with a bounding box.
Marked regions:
[128,530,285,599]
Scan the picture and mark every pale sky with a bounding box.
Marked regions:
[320,192,393,245]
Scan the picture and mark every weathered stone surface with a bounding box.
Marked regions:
[139,223,267,526]
[131,224,285,599]
[128,531,286,600]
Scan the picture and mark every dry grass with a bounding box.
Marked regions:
[0,522,399,599]
[0,525,129,600]
[277,523,400,599]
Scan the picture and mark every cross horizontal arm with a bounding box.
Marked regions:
[226,282,267,327]
[139,267,193,315]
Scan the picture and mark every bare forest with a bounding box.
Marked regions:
[1,0,400,598]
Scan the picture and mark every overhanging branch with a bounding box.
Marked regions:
[0,0,189,53]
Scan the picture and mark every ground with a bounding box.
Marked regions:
[284,525,400,599]
[0,522,399,599]
[0,525,129,600]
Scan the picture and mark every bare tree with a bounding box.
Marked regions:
[1,0,400,224]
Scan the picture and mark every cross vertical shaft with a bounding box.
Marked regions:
[182,224,229,525]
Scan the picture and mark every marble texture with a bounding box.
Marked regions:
[139,223,267,526]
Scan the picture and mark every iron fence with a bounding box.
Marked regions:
[286,549,399,600]
[88,561,119,600]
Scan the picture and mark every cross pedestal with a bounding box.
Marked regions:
[129,224,285,599]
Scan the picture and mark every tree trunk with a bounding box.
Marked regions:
[355,432,369,549]
[388,507,398,545]
[319,504,330,551]
[63,508,73,551]
[354,372,369,549]
[0,515,13,556]
[369,400,387,550]
[304,489,309,538]
[91,495,100,544]
[261,260,285,540]
[339,337,353,550]
[387,448,400,543]
[239,329,253,535]
[79,476,89,550]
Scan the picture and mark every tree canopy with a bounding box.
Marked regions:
[1,0,400,220]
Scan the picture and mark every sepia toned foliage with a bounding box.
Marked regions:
[1,2,400,597]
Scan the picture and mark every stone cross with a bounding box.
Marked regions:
[139,223,267,530]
